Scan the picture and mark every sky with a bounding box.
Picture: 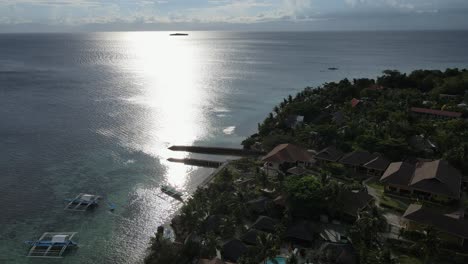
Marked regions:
[0,0,467,32]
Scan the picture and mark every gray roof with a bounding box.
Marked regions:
[341,190,374,217]
[287,166,310,176]
[285,220,317,242]
[222,239,247,263]
[246,197,271,214]
[332,111,345,125]
[202,215,223,233]
[315,146,344,162]
[339,151,377,166]
[250,216,278,233]
[240,229,263,246]
[363,155,391,171]
[403,204,468,239]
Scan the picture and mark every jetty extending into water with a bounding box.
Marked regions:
[167,158,223,168]
[168,145,264,156]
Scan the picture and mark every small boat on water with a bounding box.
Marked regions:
[64,193,100,211]
[328,67,338,70]
[170,33,189,36]
[161,185,183,201]
[25,232,78,258]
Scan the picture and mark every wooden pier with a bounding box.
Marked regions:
[168,145,265,156]
[167,158,223,168]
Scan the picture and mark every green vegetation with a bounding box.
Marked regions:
[243,68,468,174]
[146,69,468,264]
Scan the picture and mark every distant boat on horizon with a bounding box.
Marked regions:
[170,33,189,36]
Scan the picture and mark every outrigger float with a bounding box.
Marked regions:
[25,232,78,258]
[64,193,100,211]
[161,185,183,201]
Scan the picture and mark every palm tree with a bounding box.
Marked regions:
[273,106,280,114]
[256,233,279,264]
[351,205,387,248]
[412,227,441,264]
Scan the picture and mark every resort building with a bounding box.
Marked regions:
[340,190,375,222]
[314,146,344,165]
[380,159,462,200]
[221,239,247,263]
[339,151,389,175]
[362,155,391,177]
[410,107,462,119]
[403,204,468,247]
[261,143,314,171]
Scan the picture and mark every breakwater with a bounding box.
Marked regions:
[168,145,265,156]
[167,158,223,168]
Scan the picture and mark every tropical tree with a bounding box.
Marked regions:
[256,233,280,264]
[350,205,387,249]
[411,227,441,264]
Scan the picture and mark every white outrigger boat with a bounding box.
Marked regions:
[161,185,183,201]
[64,193,100,211]
[25,232,78,258]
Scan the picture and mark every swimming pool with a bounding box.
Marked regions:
[266,256,287,264]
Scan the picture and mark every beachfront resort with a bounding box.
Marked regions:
[145,69,468,264]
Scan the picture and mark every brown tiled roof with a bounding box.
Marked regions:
[367,84,384,91]
[380,162,415,186]
[261,144,312,163]
[403,204,468,239]
[380,160,462,198]
[315,146,344,162]
[339,151,377,166]
[363,155,391,171]
[410,107,462,118]
[411,160,462,198]
[351,98,361,108]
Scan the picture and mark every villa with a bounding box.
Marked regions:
[380,159,462,200]
[339,151,390,176]
[262,143,314,171]
[403,204,468,247]
[314,146,344,165]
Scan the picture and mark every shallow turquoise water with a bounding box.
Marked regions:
[267,257,287,264]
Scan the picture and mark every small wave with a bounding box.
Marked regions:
[223,126,236,135]
[124,159,136,165]
[213,107,230,113]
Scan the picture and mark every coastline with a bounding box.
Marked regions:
[169,161,231,243]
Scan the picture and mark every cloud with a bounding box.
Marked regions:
[0,0,467,31]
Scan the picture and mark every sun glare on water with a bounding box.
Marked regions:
[124,32,211,188]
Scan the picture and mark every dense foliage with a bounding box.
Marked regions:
[243,69,468,174]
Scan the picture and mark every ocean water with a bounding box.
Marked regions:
[0,31,467,263]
